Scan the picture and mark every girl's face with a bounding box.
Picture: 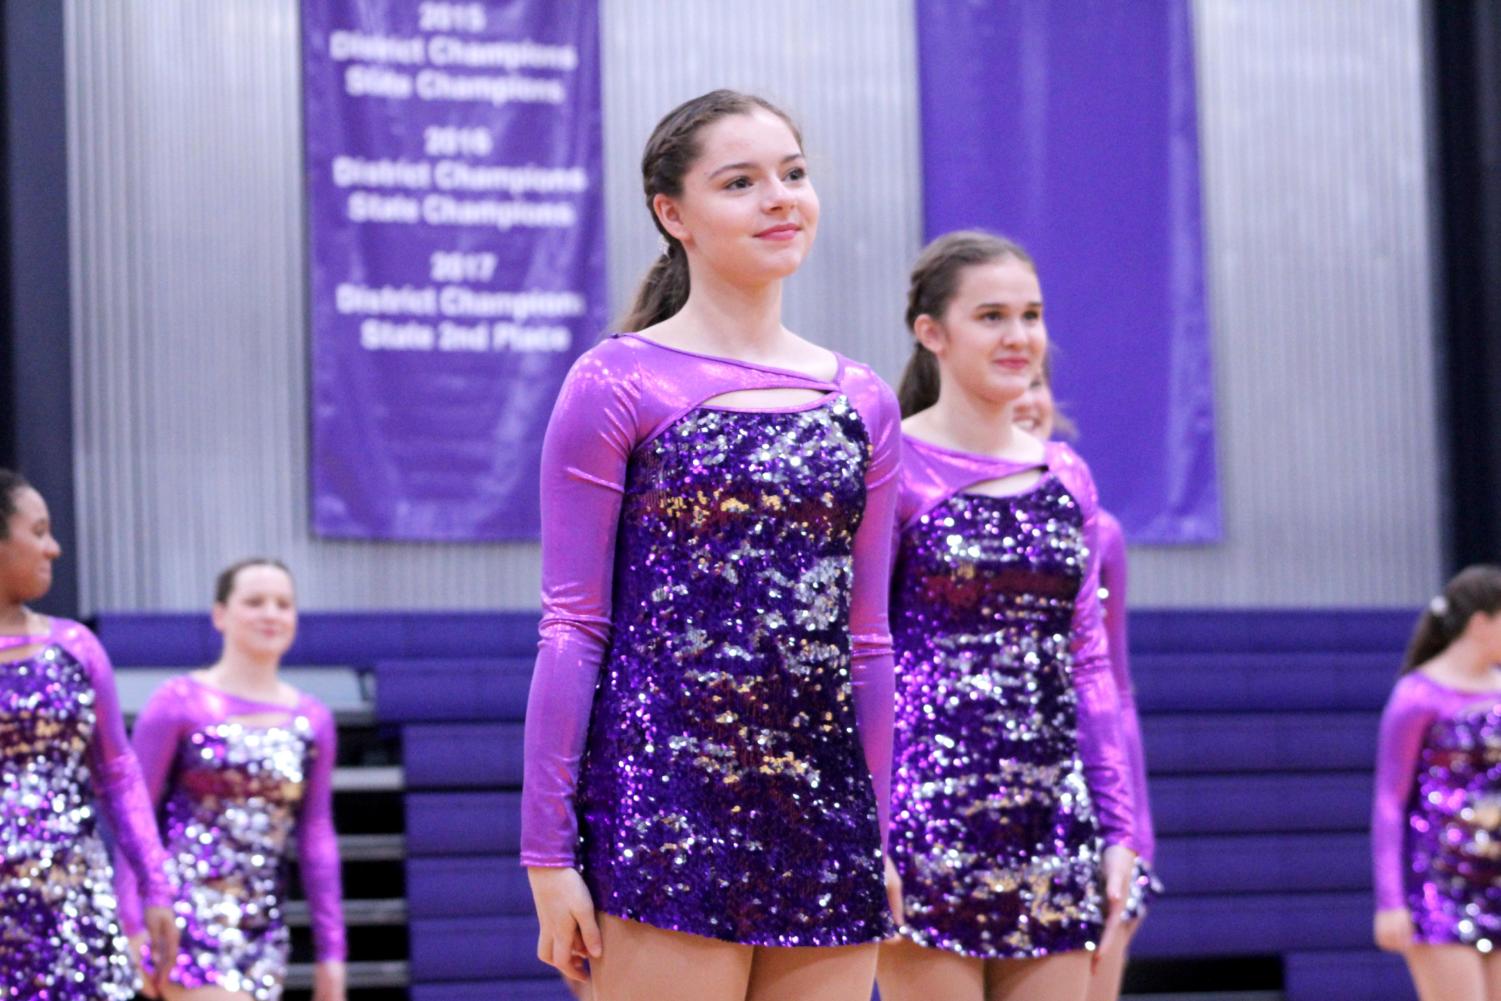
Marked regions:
[212,564,297,662]
[916,257,1046,409]
[1013,373,1057,439]
[1469,609,1501,662]
[0,487,61,605]
[654,109,819,286]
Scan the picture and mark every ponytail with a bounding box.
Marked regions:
[619,246,690,332]
[1400,564,1501,672]
[897,344,941,418]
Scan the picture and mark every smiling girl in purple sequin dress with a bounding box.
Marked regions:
[0,469,178,1000]
[523,91,902,1001]
[1372,565,1501,1001]
[875,233,1137,1001]
[116,559,346,1001]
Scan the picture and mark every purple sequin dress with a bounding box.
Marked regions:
[0,618,172,1000]
[523,334,901,946]
[116,676,346,1001]
[1373,672,1501,948]
[889,437,1135,958]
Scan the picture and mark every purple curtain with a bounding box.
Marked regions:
[917,0,1220,543]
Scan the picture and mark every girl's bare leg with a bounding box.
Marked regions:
[876,935,984,1001]
[1405,943,1485,1001]
[1083,920,1138,1001]
[1483,947,1501,1001]
[162,986,256,1001]
[985,951,1091,1001]
[590,913,752,1001]
[746,940,879,1001]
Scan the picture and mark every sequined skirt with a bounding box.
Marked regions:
[0,831,138,1001]
[890,639,1103,958]
[576,649,892,947]
[149,850,290,1001]
[1407,808,1501,949]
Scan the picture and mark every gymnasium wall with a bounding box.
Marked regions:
[64,0,1443,611]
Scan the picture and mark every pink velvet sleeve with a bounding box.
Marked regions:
[1098,512,1154,862]
[846,375,901,846]
[114,680,187,935]
[298,702,347,962]
[1371,676,1435,911]
[1049,447,1136,849]
[58,624,174,914]
[522,348,640,867]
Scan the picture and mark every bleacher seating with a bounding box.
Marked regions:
[96,609,1428,1000]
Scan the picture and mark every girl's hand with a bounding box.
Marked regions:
[126,934,155,999]
[1093,843,1136,969]
[312,959,347,1001]
[1374,907,1414,953]
[143,906,179,999]
[528,866,602,982]
[884,854,906,932]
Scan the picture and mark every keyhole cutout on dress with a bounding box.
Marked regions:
[226,711,296,728]
[962,467,1048,498]
[0,644,47,666]
[700,387,835,411]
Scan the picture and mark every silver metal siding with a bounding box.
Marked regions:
[65,0,1442,611]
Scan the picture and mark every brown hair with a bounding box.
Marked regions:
[1401,564,1501,672]
[617,90,804,333]
[1036,348,1079,441]
[214,557,293,604]
[0,469,29,540]
[898,230,1036,417]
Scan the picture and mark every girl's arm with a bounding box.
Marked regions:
[847,377,902,844]
[1371,678,1436,911]
[522,348,640,867]
[298,702,347,963]
[113,680,187,936]
[1051,447,1135,849]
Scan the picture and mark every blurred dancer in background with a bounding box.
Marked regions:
[1372,565,1501,1001]
[119,558,346,1001]
[1015,357,1161,1001]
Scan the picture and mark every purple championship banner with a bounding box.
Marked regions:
[302,0,605,540]
[917,0,1221,544]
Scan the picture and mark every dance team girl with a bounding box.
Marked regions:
[877,231,1137,1001]
[0,468,179,999]
[1373,565,1501,1001]
[1016,356,1161,1001]
[523,90,903,1001]
[118,558,347,1001]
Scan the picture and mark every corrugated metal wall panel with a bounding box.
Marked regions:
[64,0,922,611]
[64,0,1442,611]
[1123,0,1442,606]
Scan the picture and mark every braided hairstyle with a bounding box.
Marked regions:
[618,90,803,332]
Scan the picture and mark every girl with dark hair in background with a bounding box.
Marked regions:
[877,232,1137,1001]
[1372,565,1501,1001]
[1014,357,1162,1001]
[117,558,346,1001]
[522,90,902,1001]
[0,468,179,999]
